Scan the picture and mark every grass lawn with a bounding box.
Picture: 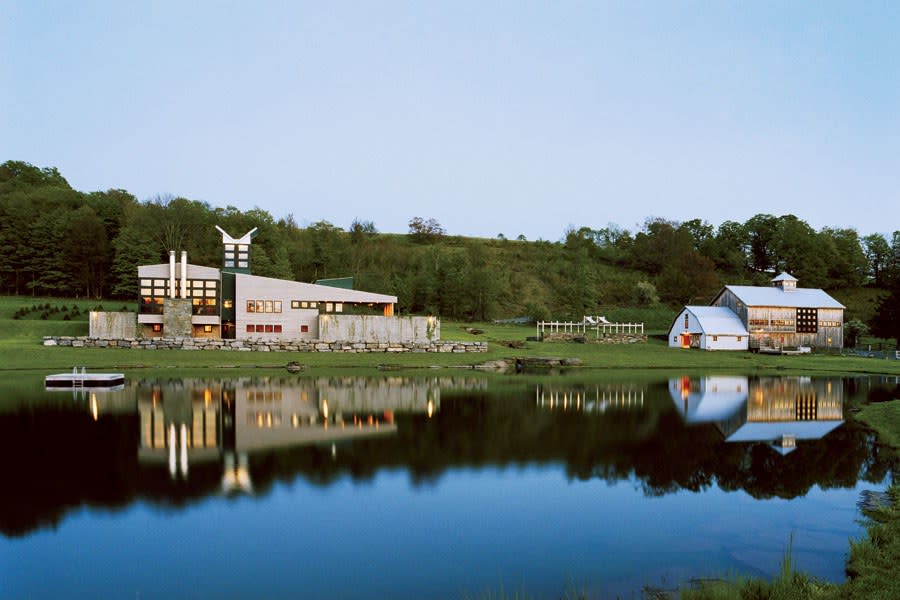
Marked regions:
[2,295,900,376]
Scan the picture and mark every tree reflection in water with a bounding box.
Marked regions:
[0,374,892,538]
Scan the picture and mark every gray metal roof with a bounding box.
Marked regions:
[138,263,221,280]
[771,272,798,282]
[684,306,749,335]
[722,285,845,309]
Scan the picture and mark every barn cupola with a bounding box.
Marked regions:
[772,272,798,292]
[215,226,258,274]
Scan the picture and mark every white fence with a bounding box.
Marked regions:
[537,318,644,339]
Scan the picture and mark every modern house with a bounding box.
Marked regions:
[668,273,845,351]
[134,226,426,342]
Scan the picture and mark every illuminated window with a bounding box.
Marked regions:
[326,302,334,312]
[256,300,265,313]
[335,303,343,313]
[291,300,300,309]
[265,300,274,313]
[152,324,162,332]
[247,301,255,313]
[203,325,213,333]
[223,300,233,309]
[274,301,282,313]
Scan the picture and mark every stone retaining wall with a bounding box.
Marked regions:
[542,333,647,344]
[42,336,487,353]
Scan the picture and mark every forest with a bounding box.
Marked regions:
[1,160,899,341]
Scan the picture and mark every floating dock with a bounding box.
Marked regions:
[45,372,125,388]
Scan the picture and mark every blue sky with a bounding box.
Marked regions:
[2,2,898,240]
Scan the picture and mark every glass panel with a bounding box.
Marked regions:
[274,301,282,313]
[291,301,300,309]
[335,303,343,313]
[206,281,216,288]
[225,260,234,268]
[238,261,249,268]
[247,301,255,313]
[205,290,216,297]
[326,303,333,312]
[265,300,274,313]
[256,300,265,313]
[140,288,151,295]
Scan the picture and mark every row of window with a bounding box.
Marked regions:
[149,324,215,333]
[246,324,284,333]
[247,300,283,313]
[291,300,344,312]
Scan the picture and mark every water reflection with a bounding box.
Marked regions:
[0,374,893,541]
[670,376,844,454]
[134,377,441,489]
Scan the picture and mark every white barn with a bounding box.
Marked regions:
[668,306,749,351]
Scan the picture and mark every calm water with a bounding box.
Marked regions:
[1,372,897,599]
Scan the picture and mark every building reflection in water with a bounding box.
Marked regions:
[536,383,645,413]
[669,376,844,454]
[129,377,441,492]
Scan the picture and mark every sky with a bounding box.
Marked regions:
[2,1,898,240]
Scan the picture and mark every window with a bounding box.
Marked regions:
[301,325,309,333]
[274,301,282,313]
[712,336,718,342]
[203,325,213,333]
[672,337,677,343]
[291,300,300,309]
[265,300,274,313]
[326,302,334,312]
[265,324,274,333]
[255,324,265,333]
[335,303,343,313]
[737,336,743,342]
[247,301,256,313]
[796,308,817,334]
[683,314,689,329]
[246,324,254,333]
[748,319,768,327]
[274,325,282,333]
[256,300,265,313]
[152,324,162,333]
[223,300,233,309]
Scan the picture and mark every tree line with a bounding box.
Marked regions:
[1,160,898,336]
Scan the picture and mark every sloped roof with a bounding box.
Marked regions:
[726,420,844,443]
[236,273,397,304]
[684,306,748,335]
[722,285,845,309]
[138,263,221,280]
[771,272,798,282]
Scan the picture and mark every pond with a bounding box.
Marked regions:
[1,372,897,599]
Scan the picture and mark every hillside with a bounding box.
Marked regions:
[0,160,897,334]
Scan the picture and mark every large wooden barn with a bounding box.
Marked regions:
[669,273,845,351]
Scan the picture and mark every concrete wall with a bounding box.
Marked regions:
[318,315,439,344]
[89,311,137,339]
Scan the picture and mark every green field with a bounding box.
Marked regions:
[1,295,899,376]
